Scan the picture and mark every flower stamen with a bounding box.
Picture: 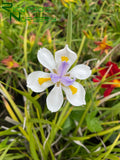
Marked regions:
[53,69,57,73]
[57,82,60,87]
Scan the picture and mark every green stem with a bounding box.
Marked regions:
[74,36,86,66]
[66,4,72,48]
[71,125,120,141]
[24,22,28,72]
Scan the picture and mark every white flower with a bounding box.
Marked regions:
[27,45,91,112]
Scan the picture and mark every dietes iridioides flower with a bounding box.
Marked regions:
[27,45,91,112]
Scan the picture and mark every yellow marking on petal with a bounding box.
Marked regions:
[61,56,69,62]
[38,77,51,85]
[69,85,77,94]
[113,79,120,87]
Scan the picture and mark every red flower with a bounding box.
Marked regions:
[93,62,120,97]
[1,56,19,69]
[93,35,112,55]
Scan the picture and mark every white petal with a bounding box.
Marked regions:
[69,64,91,80]
[47,85,63,112]
[37,48,56,72]
[27,71,53,92]
[62,82,86,106]
[55,45,77,69]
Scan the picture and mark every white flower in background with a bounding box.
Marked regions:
[27,45,91,112]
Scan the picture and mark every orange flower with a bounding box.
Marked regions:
[1,56,19,69]
[93,35,112,55]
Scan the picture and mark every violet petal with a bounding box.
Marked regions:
[50,73,60,83]
[58,61,69,77]
[61,76,75,86]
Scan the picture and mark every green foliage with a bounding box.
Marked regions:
[62,116,75,136]
[0,0,120,159]
[86,111,103,132]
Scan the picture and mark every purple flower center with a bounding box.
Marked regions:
[50,61,75,86]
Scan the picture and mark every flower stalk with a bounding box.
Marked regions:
[24,22,28,71]
[67,4,72,48]
[74,35,86,66]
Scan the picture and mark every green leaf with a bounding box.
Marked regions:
[3,153,25,160]
[86,117,103,132]
[0,137,9,151]
[0,125,19,137]
[62,116,74,136]
[86,111,103,132]
[70,110,84,122]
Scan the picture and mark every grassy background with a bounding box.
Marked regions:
[0,0,120,159]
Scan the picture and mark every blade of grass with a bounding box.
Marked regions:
[0,126,19,137]
[70,125,120,141]
[0,81,42,115]
[0,83,23,122]
[0,139,16,160]
[44,102,71,158]
[2,96,18,122]
[27,123,40,160]
[2,96,29,141]
[103,133,120,160]
[32,127,47,160]
[24,21,28,71]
